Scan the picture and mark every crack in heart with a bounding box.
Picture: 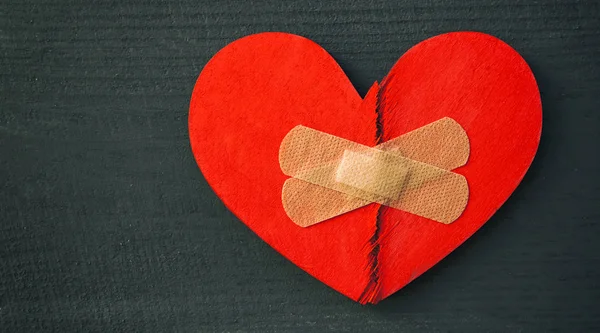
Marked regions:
[359,81,385,304]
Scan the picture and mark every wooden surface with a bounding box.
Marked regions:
[1,0,599,331]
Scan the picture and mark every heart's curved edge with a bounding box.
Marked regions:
[187,31,376,304]
[188,31,356,194]
[385,30,543,142]
[417,31,543,222]
[188,31,359,124]
[188,31,364,178]
[374,31,543,303]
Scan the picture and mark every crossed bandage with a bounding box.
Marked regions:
[279,118,470,227]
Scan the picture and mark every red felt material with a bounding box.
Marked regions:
[189,32,541,304]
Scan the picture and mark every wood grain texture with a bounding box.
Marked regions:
[1,0,599,331]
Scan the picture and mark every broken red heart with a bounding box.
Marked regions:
[189,32,541,303]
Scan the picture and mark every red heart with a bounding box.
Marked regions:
[189,32,541,303]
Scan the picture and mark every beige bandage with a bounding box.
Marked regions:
[279,117,470,227]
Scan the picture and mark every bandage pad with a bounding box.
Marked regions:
[336,149,409,200]
[279,118,470,227]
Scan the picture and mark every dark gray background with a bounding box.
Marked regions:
[1,0,599,331]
